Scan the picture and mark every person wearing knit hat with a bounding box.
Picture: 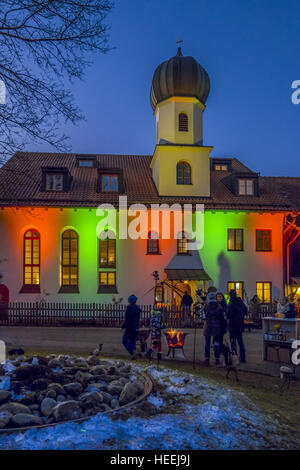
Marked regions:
[121,294,141,360]
[203,290,224,366]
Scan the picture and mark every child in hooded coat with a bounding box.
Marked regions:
[146,307,165,360]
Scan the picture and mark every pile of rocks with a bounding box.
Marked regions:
[0,351,146,430]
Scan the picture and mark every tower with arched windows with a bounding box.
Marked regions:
[150,46,212,197]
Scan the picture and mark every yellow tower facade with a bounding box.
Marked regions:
[150,46,212,197]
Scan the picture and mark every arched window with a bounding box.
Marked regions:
[177,231,189,255]
[147,231,160,254]
[23,229,40,290]
[178,113,188,132]
[176,162,191,185]
[61,229,78,288]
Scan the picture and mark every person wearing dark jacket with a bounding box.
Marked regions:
[122,294,141,359]
[203,292,225,365]
[226,289,247,363]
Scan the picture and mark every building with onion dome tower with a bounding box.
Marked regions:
[150,45,213,197]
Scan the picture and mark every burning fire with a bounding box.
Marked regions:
[165,328,186,348]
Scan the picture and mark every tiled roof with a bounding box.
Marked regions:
[0,151,298,211]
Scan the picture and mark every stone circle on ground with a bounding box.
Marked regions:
[0,350,146,430]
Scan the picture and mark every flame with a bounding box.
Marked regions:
[165,328,185,348]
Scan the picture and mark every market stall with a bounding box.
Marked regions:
[262,317,300,362]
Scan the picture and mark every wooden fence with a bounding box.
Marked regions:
[0,301,280,328]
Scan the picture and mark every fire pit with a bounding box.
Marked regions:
[164,329,188,358]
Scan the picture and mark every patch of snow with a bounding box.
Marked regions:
[0,363,287,450]
[0,376,10,391]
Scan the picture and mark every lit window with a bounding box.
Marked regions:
[102,175,118,192]
[228,229,243,251]
[99,232,116,267]
[228,281,244,299]
[24,230,40,286]
[176,162,191,185]
[62,230,78,287]
[214,164,228,171]
[238,179,254,195]
[177,232,189,255]
[256,282,272,303]
[79,160,94,168]
[155,285,164,303]
[178,113,188,132]
[256,230,272,251]
[147,231,160,254]
[46,173,64,191]
[100,272,116,286]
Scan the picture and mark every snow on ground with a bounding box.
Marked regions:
[0,363,285,450]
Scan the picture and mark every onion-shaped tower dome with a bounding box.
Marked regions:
[150,46,210,111]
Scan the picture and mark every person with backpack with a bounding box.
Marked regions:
[121,294,141,360]
[226,289,247,363]
[203,291,225,366]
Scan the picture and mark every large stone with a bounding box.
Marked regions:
[18,391,36,405]
[119,381,144,406]
[107,381,124,396]
[48,358,63,369]
[14,365,50,383]
[63,382,83,396]
[31,378,51,391]
[101,391,113,405]
[47,383,65,395]
[12,413,43,427]
[0,390,11,405]
[79,391,103,410]
[0,411,12,428]
[110,399,120,409]
[90,366,107,376]
[118,365,131,374]
[87,355,100,366]
[40,398,57,417]
[0,402,31,415]
[75,371,93,386]
[52,400,82,422]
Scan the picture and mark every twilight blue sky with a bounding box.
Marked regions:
[32,0,300,176]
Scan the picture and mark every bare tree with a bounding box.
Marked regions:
[0,0,113,164]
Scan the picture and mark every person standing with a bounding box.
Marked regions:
[226,289,247,363]
[216,292,228,354]
[203,292,225,365]
[122,294,141,360]
[181,290,193,311]
[146,307,165,361]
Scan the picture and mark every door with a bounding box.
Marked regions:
[175,282,191,307]
[0,284,9,321]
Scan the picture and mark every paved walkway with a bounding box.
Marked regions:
[0,325,293,377]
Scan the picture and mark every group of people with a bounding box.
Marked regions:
[202,289,247,366]
[121,288,248,365]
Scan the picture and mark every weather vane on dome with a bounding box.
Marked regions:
[176,39,183,56]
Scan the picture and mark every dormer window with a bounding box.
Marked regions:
[41,167,71,192]
[102,174,118,192]
[46,173,64,191]
[76,155,97,168]
[79,160,94,168]
[214,164,228,171]
[238,179,254,195]
[178,113,188,132]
